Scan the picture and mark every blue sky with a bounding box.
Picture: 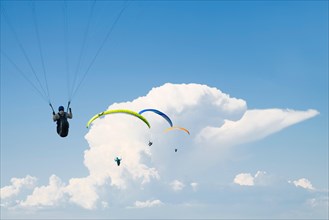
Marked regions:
[1,0,328,219]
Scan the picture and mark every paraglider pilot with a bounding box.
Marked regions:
[114,157,122,166]
[148,141,153,146]
[53,105,72,137]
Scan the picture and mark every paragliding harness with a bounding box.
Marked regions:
[50,102,70,138]
[115,157,122,166]
[56,113,69,137]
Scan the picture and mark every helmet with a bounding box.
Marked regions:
[58,106,64,111]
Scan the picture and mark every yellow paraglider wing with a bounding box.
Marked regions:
[86,109,151,128]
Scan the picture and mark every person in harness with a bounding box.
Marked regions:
[53,106,72,137]
[114,157,122,166]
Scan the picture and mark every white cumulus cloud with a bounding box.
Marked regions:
[64,176,99,210]
[19,175,65,208]
[1,175,37,200]
[233,171,269,186]
[234,173,255,186]
[1,83,319,210]
[170,180,185,191]
[290,178,315,190]
[197,108,319,147]
[133,199,163,208]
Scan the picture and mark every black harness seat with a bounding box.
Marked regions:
[56,113,69,137]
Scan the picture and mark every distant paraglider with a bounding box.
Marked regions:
[164,126,190,152]
[86,109,151,167]
[114,157,122,166]
[139,108,173,146]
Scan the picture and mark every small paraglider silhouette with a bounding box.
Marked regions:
[114,157,122,166]
[148,141,153,146]
[175,149,177,152]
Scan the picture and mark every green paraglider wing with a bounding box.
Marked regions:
[86,109,151,128]
[164,126,190,135]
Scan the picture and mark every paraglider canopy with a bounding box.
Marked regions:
[139,109,173,127]
[86,109,151,129]
[164,126,190,135]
